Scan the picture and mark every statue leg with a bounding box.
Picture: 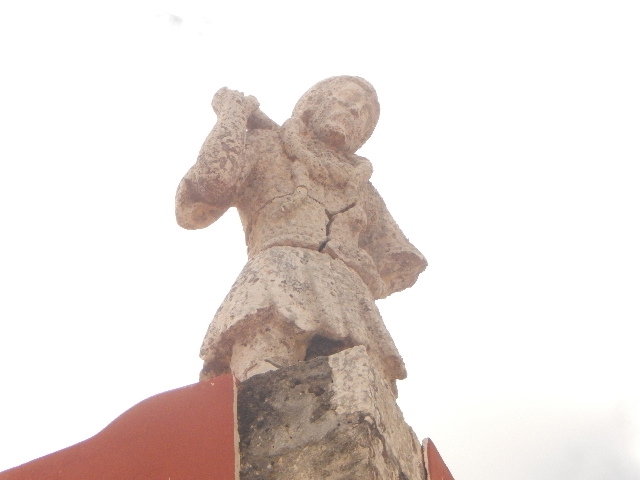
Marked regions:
[228,320,310,382]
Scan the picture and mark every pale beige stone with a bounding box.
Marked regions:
[329,347,425,477]
[237,346,426,479]
[176,76,427,386]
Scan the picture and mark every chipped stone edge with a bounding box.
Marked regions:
[328,346,426,479]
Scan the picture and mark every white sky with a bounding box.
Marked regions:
[1,1,639,478]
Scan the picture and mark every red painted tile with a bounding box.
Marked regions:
[1,375,238,480]
[423,437,455,480]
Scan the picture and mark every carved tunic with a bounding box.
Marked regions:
[177,127,426,383]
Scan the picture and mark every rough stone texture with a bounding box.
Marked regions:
[237,346,426,480]
[176,77,427,385]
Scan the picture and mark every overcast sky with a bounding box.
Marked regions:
[1,1,639,478]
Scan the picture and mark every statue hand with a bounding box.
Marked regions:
[211,87,260,120]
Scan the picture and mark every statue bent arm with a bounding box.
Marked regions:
[359,182,427,296]
[176,88,260,230]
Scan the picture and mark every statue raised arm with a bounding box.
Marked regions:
[176,88,260,229]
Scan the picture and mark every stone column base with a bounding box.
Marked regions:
[237,345,425,479]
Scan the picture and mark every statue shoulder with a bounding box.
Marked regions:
[245,128,284,159]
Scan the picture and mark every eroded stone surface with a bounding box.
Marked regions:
[237,346,426,480]
[176,76,427,385]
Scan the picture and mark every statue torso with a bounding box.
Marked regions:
[236,129,365,258]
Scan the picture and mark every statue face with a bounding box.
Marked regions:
[306,83,377,153]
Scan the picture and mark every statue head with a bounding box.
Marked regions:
[292,76,380,153]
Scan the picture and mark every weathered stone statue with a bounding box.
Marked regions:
[176,76,426,390]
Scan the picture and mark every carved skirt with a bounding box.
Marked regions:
[199,245,406,383]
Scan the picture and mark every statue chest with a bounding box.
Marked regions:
[238,149,364,256]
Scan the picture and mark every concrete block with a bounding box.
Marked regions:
[238,346,425,479]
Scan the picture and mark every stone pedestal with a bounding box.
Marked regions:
[2,348,450,479]
[237,346,425,479]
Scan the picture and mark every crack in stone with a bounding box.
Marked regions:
[251,187,324,220]
[318,202,357,252]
